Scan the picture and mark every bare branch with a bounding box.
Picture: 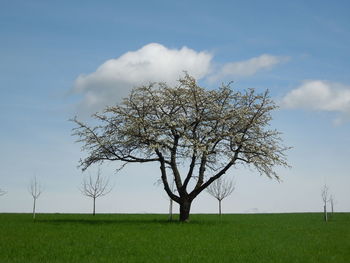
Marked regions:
[0,188,6,196]
[28,176,43,200]
[321,184,330,203]
[207,177,235,201]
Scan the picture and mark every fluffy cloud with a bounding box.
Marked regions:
[281,80,350,123]
[73,43,286,114]
[73,43,212,114]
[208,54,288,82]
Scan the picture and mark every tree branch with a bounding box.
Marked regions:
[156,149,180,203]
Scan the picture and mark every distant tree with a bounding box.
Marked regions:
[72,74,290,222]
[28,177,43,219]
[154,176,176,221]
[329,194,336,215]
[321,184,330,222]
[80,168,113,216]
[0,188,6,196]
[207,177,235,216]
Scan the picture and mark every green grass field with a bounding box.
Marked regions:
[0,213,349,263]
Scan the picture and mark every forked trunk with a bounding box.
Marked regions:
[179,199,192,222]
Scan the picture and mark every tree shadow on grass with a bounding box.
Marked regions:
[35,215,225,226]
[37,219,167,225]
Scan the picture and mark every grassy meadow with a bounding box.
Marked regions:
[0,213,349,263]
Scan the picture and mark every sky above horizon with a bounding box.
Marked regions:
[1,0,349,214]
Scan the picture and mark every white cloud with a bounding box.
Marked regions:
[73,43,287,114]
[73,43,212,114]
[208,54,288,82]
[281,80,350,123]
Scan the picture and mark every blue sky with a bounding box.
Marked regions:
[1,0,349,214]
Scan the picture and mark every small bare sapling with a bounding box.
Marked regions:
[207,177,235,216]
[28,177,43,219]
[81,168,113,215]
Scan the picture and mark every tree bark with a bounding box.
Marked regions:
[219,200,222,217]
[179,199,192,222]
[324,204,327,222]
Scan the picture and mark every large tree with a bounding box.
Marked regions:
[72,74,289,222]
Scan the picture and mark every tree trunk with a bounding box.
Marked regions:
[169,179,174,221]
[330,201,333,219]
[219,200,222,217]
[179,199,192,222]
[33,198,36,219]
[331,202,334,214]
[324,204,327,222]
[169,198,173,221]
[93,197,96,216]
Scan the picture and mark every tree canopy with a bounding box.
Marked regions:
[72,74,289,221]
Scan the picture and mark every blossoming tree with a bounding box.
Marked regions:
[72,74,289,221]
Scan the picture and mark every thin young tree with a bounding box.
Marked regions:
[28,177,43,219]
[321,184,330,222]
[81,168,113,215]
[329,194,335,215]
[72,73,290,222]
[168,177,176,221]
[207,177,235,216]
[155,176,176,221]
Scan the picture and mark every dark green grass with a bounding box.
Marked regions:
[0,213,349,263]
